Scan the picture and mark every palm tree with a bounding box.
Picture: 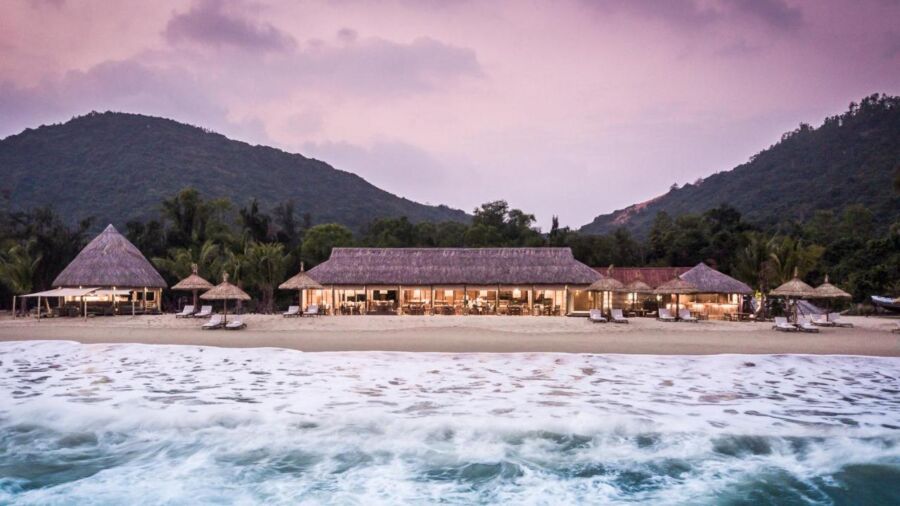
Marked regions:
[0,240,41,315]
[241,242,287,314]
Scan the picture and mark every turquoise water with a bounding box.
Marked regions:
[1,342,899,504]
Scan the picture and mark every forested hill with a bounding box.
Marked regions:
[580,94,900,236]
[0,112,469,231]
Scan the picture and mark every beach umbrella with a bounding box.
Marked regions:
[587,267,625,313]
[653,277,698,320]
[171,263,213,311]
[769,269,817,322]
[278,263,322,310]
[200,272,251,323]
[813,275,851,299]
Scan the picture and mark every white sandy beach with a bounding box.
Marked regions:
[0,314,897,355]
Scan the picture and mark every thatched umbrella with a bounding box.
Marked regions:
[587,267,625,314]
[278,263,322,310]
[770,269,817,322]
[814,275,851,299]
[171,263,213,311]
[200,272,250,323]
[653,277,698,320]
[625,279,653,312]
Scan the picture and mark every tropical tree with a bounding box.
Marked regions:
[241,242,288,313]
[301,224,354,265]
[0,240,41,314]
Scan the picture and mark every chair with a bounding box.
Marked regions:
[174,305,195,318]
[588,309,607,323]
[678,309,699,323]
[304,304,319,317]
[796,317,820,333]
[610,308,629,324]
[225,318,246,330]
[657,308,676,322]
[773,317,798,332]
[194,305,213,318]
[812,314,834,327]
[283,305,300,318]
[829,313,853,328]
[892,322,900,334]
[201,314,224,330]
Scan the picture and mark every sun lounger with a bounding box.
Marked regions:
[796,317,820,333]
[201,314,224,330]
[678,309,699,323]
[588,309,607,323]
[773,316,798,332]
[303,304,320,317]
[225,318,246,330]
[828,313,853,328]
[174,305,195,318]
[194,305,213,318]
[610,308,629,324]
[657,308,676,322]
[892,322,900,334]
[812,314,835,327]
[283,305,300,318]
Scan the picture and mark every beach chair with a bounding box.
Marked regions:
[828,313,854,328]
[194,305,213,318]
[225,318,246,330]
[303,304,320,317]
[796,317,820,333]
[610,308,629,324]
[283,305,300,318]
[678,309,699,323]
[657,308,676,322]
[201,314,224,330]
[892,322,900,334]
[174,305,195,318]
[588,309,607,323]
[773,317,798,332]
[812,314,835,327]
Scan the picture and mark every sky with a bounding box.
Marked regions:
[1,0,899,230]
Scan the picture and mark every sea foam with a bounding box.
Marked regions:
[1,341,899,504]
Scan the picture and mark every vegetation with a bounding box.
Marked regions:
[581,94,900,237]
[0,111,469,233]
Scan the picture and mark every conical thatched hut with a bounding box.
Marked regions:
[52,224,166,314]
[279,263,323,310]
[676,263,753,319]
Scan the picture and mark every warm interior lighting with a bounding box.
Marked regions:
[512,289,521,298]
[479,290,488,297]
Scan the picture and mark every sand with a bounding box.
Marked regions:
[0,313,898,355]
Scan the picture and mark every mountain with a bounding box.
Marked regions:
[580,94,900,236]
[0,111,469,232]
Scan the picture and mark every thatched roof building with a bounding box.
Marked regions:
[307,248,600,286]
[679,263,753,295]
[53,225,166,288]
[653,277,698,295]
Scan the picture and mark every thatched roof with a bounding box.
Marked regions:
[814,275,851,299]
[624,280,653,293]
[679,263,753,295]
[601,267,691,288]
[653,277,698,294]
[200,273,251,301]
[172,264,213,291]
[307,248,600,285]
[587,276,626,292]
[770,276,817,298]
[52,224,167,288]
[279,269,323,290]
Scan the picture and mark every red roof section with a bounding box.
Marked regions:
[593,266,691,289]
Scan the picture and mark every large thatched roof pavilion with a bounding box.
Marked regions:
[672,263,753,320]
[305,247,600,316]
[51,224,166,315]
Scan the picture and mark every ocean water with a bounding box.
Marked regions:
[1,341,899,505]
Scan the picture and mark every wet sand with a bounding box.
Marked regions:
[0,314,898,355]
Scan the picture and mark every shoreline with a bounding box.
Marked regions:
[1,315,898,356]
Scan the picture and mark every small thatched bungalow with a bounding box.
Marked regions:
[602,267,691,314]
[305,247,601,315]
[51,224,167,315]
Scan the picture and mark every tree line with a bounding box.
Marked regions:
[1,187,898,312]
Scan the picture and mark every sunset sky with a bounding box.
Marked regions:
[2,0,898,229]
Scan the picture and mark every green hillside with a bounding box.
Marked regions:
[0,111,469,231]
[580,94,900,236]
